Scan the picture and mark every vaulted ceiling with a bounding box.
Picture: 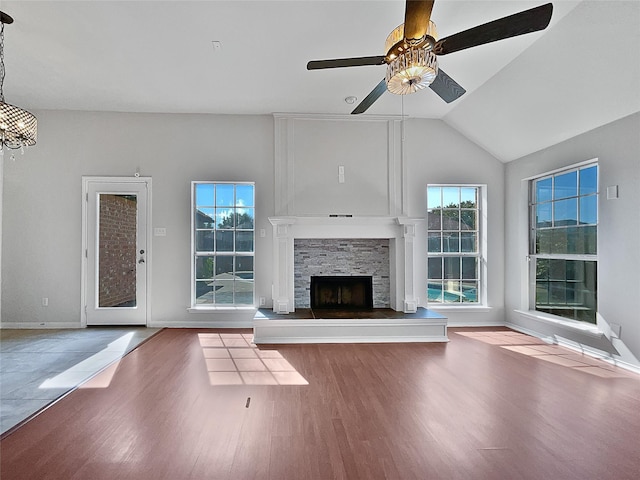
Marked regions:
[3,1,639,161]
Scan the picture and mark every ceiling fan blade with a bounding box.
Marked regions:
[404,0,435,44]
[433,3,553,56]
[429,69,466,103]
[307,56,386,70]
[351,79,387,115]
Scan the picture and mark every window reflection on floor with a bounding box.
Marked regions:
[197,333,309,386]
[455,331,635,379]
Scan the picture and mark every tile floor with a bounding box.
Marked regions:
[0,327,160,435]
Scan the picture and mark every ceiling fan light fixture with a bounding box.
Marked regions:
[385,48,438,95]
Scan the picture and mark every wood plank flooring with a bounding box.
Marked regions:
[1,328,639,480]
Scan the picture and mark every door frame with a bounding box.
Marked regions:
[81,176,152,327]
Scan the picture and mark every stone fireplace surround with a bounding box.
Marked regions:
[269,216,422,314]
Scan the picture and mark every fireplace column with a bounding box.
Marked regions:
[397,218,422,313]
[269,217,295,313]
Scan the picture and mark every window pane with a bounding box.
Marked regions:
[460,188,477,207]
[461,281,478,303]
[427,187,442,209]
[462,257,477,280]
[536,177,552,203]
[536,259,550,280]
[549,259,566,281]
[554,171,577,200]
[427,257,442,279]
[536,282,549,304]
[215,256,233,277]
[443,257,460,279]
[427,233,441,253]
[236,208,254,229]
[195,184,214,206]
[536,203,552,228]
[579,166,597,196]
[584,225,597,255]
[554,198,577,226]
[193,182,255,307]
[214,280,234,304]
[549,282,566,304]
[195,281,214,304]
[196,208,215,228]
[579,195,597,225]
[236,184,254,207]
[443,233,459,253]
[536,229,552,254]
[216,208,234,229]
[234,283,254,305]
[215,184,234,207]
[235,231,254,252]
[235,256,254,278]
[460,210,476,230]
[530,166,597,324]
[427,281,443,302]
[443,281,462,303]
[536,260,599,321]
[196,231,214,252]
[550,228,568,255]
[195,256,214,279]
[442,211,460,231]
[460,233,476,253]
[427,210,441,230]
[442,187,460,208]
[215,231,234,252]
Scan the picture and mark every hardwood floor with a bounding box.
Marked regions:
[1,328,639,479]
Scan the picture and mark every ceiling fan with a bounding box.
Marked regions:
[307,1,553,114]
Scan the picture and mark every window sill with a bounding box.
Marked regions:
[514,309,601,337]
[188,306,257,314]
[427,305,492,313]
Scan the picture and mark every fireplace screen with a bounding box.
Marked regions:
[310,276,373,309]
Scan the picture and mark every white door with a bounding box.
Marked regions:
[83,178,150,325]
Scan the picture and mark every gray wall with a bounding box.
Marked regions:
[1,111,505,328]
[2,111,274,327]
[504,113,640,368]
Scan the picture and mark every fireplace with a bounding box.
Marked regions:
[310,276,373,309]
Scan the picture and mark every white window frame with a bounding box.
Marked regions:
[526,160,598,325]
[426,184,488,308]
[190,181,255,309]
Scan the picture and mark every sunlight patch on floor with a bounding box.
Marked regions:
[455,331,636,379]
[198,333,308,386]
[39,333,134,389]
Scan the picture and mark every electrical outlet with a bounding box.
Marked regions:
[259,297,266,306]
[42,297,49,307]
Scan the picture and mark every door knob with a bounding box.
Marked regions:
[138,258,145,264]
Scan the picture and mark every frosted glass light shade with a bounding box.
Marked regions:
[385,49,438,95]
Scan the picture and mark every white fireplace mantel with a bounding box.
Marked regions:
[269,216,424,314]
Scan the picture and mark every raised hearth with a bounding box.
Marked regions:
[253,307,448,344]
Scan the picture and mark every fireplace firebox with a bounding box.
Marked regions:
[310,276,373,309]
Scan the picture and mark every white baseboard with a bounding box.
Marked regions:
[252,335,449,344]
[506,321,640,376]
[149,320,254,329]
[0,322,81,329]
[446,321,505,327]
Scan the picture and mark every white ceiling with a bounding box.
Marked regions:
[2,0,639,161]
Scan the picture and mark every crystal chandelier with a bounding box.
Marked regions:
[0,12,37,156]
[384,21,439,95]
